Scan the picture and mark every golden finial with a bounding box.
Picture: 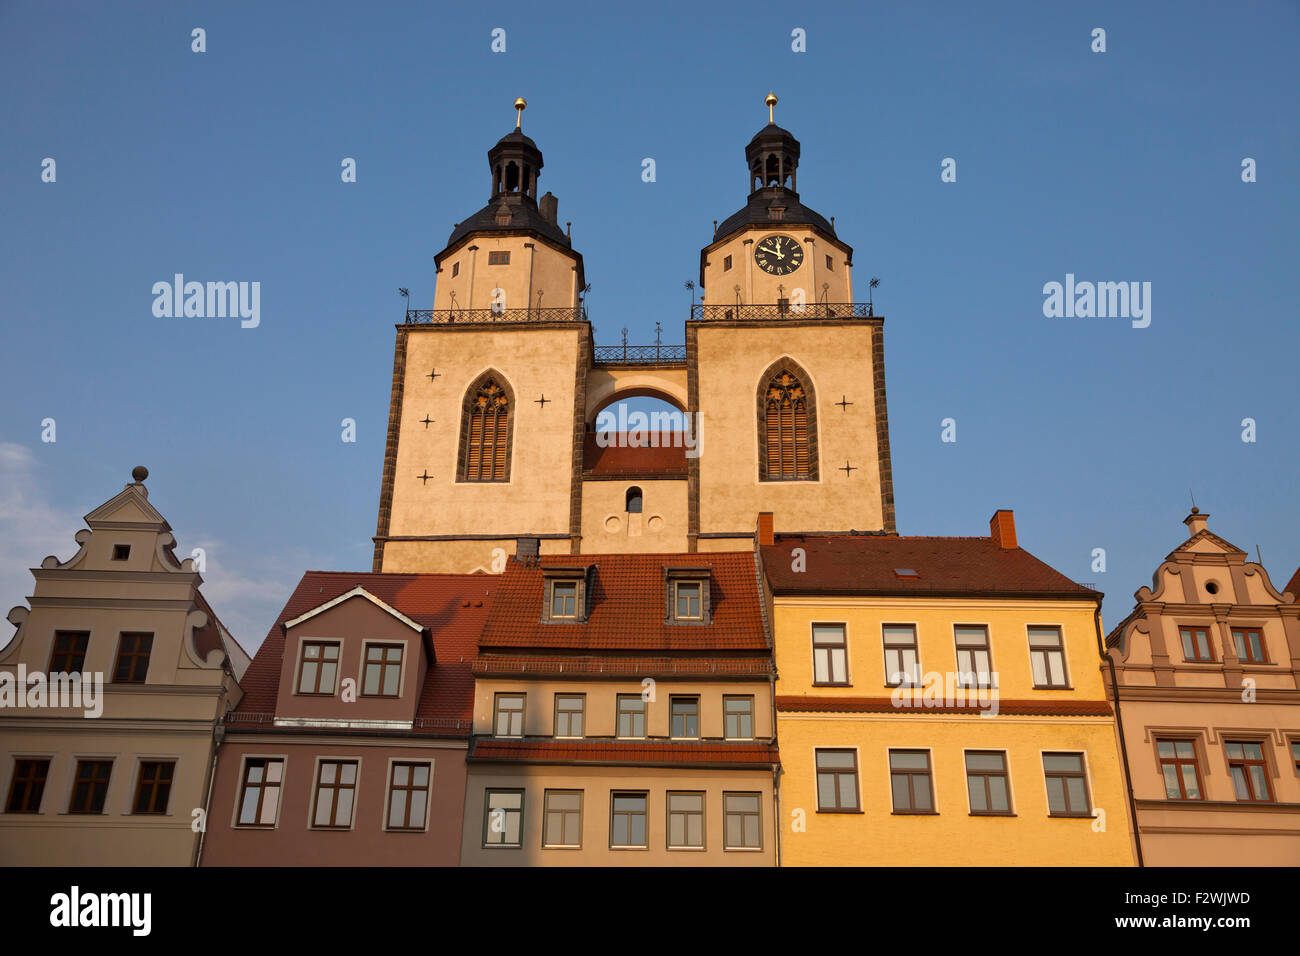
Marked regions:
[514,97,527,129]
[765,91,778,124]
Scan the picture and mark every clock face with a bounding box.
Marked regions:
[754,235,804,276]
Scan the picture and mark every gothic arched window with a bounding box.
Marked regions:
[458,372,513,482]
[758,359,818,481]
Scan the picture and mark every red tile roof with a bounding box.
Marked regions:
[583,432,688,477]
[762,534,1099,599]
[233,571,496,733]
[477,552,768,651]
[776,696,1112,717]
[1285,567,1300,602]
[470,738,779,767]
[472,653,774,679]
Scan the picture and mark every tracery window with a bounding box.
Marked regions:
[759,361,817,480]
[459,373,513,481]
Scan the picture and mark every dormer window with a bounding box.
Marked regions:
[542,568,591,623]
[768,207,785,221]
[551,581,578,618]
[495,213,511,226]
[665,568,711,624]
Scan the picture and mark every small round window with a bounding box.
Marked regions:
[625,486,643,514]
[1205,581,1220,595]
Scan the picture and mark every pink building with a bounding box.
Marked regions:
[200,572,494,866]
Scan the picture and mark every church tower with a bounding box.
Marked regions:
[373,99,590,574]
[373,94,897,575]
[690,93,896,546]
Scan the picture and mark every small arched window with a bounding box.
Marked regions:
[759,359,818,481]
[458,372,513,482]
[626,486,643,514]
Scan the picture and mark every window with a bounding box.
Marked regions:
[815,750,859,811]
[1179,626,1214,662]
[459,372,513,482]
[362,644,402,697]
[451,261,460,278]
[812,624,848,685]
[825,254,833,270]
[487,250,510,265]
[1043,752,1090,816]
[724,792,762,849]
[616,696,646,738]
[237,758,284,826]
[1028,627,1068,688]
[954,626,992,687]
[670,697,699,739]
[68,760,112,814]
[1231,628,1267,664]
[759,362,816,481]
[296,641,340,695]
[667,792,704,849]
[5,759,50,813]
[387,762,430,830]
[49,631,88,674]
[131,761,174,814]
[768,207,785,221]
[311,760,358,828]
[495,213,511,226]
[1156,740,1203,800]
[1225,741,1272,802]
[1292,740,1300,776]
[549,580,578,619]
[494,694,525,737]
[484,789,524,847]
[554,694,585,738]
[111,544,131,560]
[889,750,934,813]
[610,792,648,848]
[625,486,643,513]
[674,581,702,621]
[966,751,1011,814]
[543,790,582,848]
[113,632,153,683]
[723,254,732,271]
[724,696,754,740]
[883,625,919,686]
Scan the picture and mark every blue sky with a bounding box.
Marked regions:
[1,0,1296,648]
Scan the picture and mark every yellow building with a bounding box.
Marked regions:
[761,511,1137,866]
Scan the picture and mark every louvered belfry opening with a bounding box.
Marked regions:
[461,374,512,481]
[760,364,815,481]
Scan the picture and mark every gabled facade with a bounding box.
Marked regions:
[0,467,247,865]
[460,547,778,865]
[1106,510,1300,865]
[200,572,494,866]
[761,510,1136,866]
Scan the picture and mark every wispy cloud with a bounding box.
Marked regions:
[0,443,83,618]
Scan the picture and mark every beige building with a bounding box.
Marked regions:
[460,547,778,865]
[374,95,894,574]
[1106,509,1300,865]
[0,467,247,865]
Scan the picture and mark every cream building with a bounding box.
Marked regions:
[373,95,894,574]
[0,467,247,865]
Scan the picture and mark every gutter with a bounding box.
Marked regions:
[1094,605,1143,867]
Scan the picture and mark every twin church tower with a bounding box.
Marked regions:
[372,95,896,573]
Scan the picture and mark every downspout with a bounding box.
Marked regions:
[1094,605,1143,867]
[193,671,227,867]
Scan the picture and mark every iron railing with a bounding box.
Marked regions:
[690,302,874,321]
[405,306,586,325]
[593,344,687,364]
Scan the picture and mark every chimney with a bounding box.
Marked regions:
[539,192,558,225]
[989,509,1017,549]
[1183,508,1208,536]
[757,512,774,547]
[514,537,540,563]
